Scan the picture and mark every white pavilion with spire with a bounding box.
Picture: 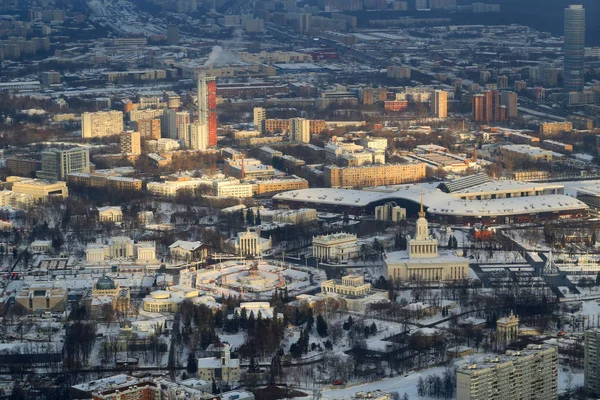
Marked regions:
[383,192,469,283]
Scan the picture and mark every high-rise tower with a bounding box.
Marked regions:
[433,90,447,118]
[564,5,585,93]
[198,75,217,147]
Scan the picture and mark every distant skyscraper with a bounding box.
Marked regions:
[161,109,177,139]
[175,111,190,143]
[564,5,585,93]
[198,76,217,147]
[500,91,518,119]
[289,118,310,143]
[254,107,266,134]
[433,90,447,118]
[496,75,508,89]
[472,91,503,123]
[472,94,484,122]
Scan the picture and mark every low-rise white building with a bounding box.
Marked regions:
[168,240,209,262]
[234,302,280,320]
[197,343,240,384]
[233,230,272,257]
[259,208,317,224]
[30,240,53,253]
[85,236,156,263]
[0,190,35,209]
[98,206,123,223]
[320,275,388,312]
[213,180,253,198]
[312,232,359,262]
[360,136,388,151]
[142,287,215,313]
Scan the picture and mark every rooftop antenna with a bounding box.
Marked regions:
[419,188,425,218]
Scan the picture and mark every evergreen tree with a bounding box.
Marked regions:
[290,343,302,358]
[316,314,328,337]
[307,309,315,331]
[269,354,282,384]
[214,309,224,328]
[248,356,259,372]
[417,377,425,396]
[211,378,217,394]
[240,307,248,329]
[246,209,254,225]
[255,210,261,225]
[370,322,377,335]
[247,311,256,332]
[186,352,198,373]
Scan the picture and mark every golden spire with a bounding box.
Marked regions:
[419,188,425,218]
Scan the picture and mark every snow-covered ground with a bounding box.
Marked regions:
[87,0,166,36]
[320,366,449,399]
[319,365,583,399]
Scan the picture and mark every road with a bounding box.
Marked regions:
[167,313,181,380]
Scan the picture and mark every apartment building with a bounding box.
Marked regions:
[263,119,326,134]
[81,111,124,138]
[324,163,426,188]
[225,159,276,180]
[138,96,163,109]
[164,91,181,108]
[254,107,266,133]
[433,90,447,118]
[135,118,161,141]
[290,117,310,143]
[0,190,35,209]
[213,180,253,198]
[119,131,141,155]
[456,345,558,400]
[67,173,143,192]
[129,108,163,122]
[147,179,209,197]
[585,329,600,396]
[189,123,209,150]
[6,157,41,177]
[539,121,573,137]
[253,177,309,196]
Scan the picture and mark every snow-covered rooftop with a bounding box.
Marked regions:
[273,183,588,217]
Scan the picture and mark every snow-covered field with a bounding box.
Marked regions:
[319,365,583,399]
[321,366,448,399]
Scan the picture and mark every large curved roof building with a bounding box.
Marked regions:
[272,174,588,225]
